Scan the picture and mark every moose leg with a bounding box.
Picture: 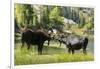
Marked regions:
[82,37,88,54]
[83,44,87,54]
[48,39,50,46]
[21,41,25,48]
[27,43,31,50]
[38,43,43,55]
[59,41,62,47]
[68,48,71,53]
[38,46,43,55]
[83,49,87,54]
[72,50,75,54]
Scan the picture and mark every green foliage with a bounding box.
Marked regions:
[15,4,23,27]
[15,43,94,65]
[49,6,64,31]
[41,6,50,29]
[15,4,94,35]
[84,22,93,30]
[14,4,94,65]
[49,7,60,19]
[15,4,35,28]
[49,6,64,24]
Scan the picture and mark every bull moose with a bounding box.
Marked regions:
[21,29,51,55]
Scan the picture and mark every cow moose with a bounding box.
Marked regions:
[66,36,88,54]
[21,29,51,55]
[57,35,88,54]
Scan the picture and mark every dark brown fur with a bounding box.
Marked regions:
[21,30,51,54]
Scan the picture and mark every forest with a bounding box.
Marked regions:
[14,3,94,65]
[15,4,94,37]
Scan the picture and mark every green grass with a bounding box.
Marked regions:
[14,43,94,65]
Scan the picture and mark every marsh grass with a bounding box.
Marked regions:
[14,43,94,65]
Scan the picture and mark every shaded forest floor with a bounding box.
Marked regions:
[14,42,94,65]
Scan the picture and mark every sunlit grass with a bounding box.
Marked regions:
[14,43,94,65]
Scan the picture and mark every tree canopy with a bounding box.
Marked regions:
[15,4,94,34]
